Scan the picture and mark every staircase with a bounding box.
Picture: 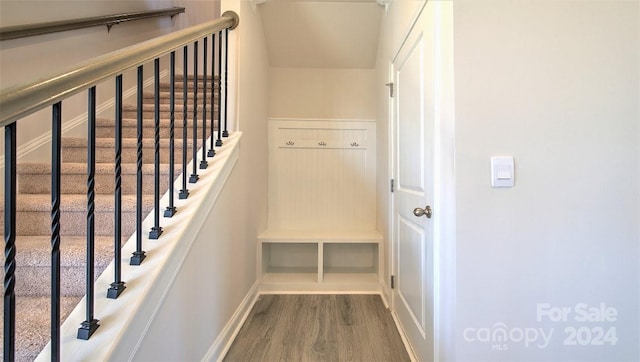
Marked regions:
[1,76,217,361]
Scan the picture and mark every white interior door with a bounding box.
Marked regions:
[391,5,435,361]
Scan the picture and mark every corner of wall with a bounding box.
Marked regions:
[203,282,261,361]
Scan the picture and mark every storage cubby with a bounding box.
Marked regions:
[322,242,378,283]
[258,230,382,292]
[259,119,382,292]
[261,242,318,284]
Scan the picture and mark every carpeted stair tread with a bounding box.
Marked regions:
[61,136,196,164]
[159,84,216,92]
[96,116,216,128]
[143,90,219,99]
[2,235,113,268]
[14,193,154,212]
[7,192,155,237]
[123,103,214,114]
[1,235,114,296]
[160,78,216,89]
[62,136,193,149]
[174,74,215,80]
[0,296,81,362]
[18,162,171,195]
[95,117,218,139]
[122,107,215,121]
[18,162,170,175]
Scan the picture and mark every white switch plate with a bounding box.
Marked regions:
[491,156,514,187]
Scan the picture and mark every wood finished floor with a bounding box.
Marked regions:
[223,294,410,362]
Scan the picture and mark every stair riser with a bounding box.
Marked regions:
[160,82,219,91]
[18,172,170,195]
[122,108,214,120]
[125,103,213,111]
[95,121,219,139]
[142,92,218,102]
[62,144,197,164]
[157,89,219,98]
[144,98,220,107]
[144,99,220,108]
[16,209,148,236]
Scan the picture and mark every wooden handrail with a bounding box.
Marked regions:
[0,10,239,127]
[0,7,185,41]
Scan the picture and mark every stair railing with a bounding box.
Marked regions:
[0,10,238,361]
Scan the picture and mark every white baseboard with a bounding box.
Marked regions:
[390,309,419,362]
[203,281,260,362]
[379,283,391,308]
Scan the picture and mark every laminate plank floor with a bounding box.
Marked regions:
[223,294,411,362]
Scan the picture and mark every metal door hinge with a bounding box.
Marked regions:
[385,82,394,98]
[391,275,395,289]
[390,179,395,193]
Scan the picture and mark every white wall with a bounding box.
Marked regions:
[269,68,376,120]
[115,0,269,359]
[258,0,381,69]
[0,0,172,88]
[257,0,379,120]
[453,1,639,360]
[122,146,257,361]
[0,0,220,89]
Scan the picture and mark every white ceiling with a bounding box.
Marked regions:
[257,0,384,69]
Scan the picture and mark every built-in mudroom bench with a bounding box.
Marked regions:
[259,118,382,293]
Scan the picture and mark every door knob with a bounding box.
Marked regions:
[413,205,432,218]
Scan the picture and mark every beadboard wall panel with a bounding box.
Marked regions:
[268,119,376,233]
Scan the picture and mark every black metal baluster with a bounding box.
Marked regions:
[216,31,223,147]
[189,41,199,184]
[78,86,100,340]
[208,33,216,158]
[165,51,177,217]
[4,121,17,361]
[108,75,126,298]
[149,59,163,239]
[200,37,208,170]
[223,28,229,138]
[51,102,62,360]
[131,66,146,265]
[179,46,189,199]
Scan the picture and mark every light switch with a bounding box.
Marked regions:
[491,156,514,187]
